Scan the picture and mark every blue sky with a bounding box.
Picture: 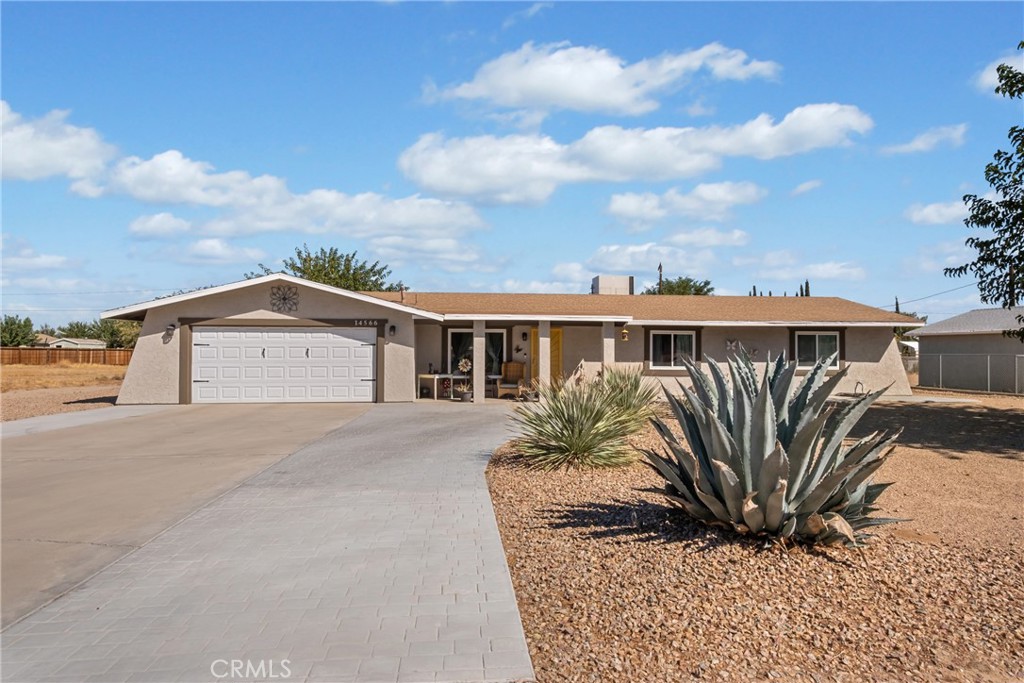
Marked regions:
[2,1,1021,326]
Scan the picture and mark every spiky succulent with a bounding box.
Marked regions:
[644,351,903,546]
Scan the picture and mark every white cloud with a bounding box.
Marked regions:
[665,228,749,248]
[400,103,873,203]
[0,101,116,183]
[502,2,552,30]
[791,179,822,196]
[974,52,1024,94]
[437,41,780,117]
[881,124,967,155]
[587,242,715,276]
[367,235,489,273]
[608,181,766,228]
[128,212,192,239]
[0,236,71,271]
[904,240,972,275]
[736,250,865,281]
[904,200,968,225]
[185,238,264,264]
[685,99,716,117]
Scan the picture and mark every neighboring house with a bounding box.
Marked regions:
[101,273,920,405]
[909,306,1024,395]
[32,334,58,347]
[33,334,107,349]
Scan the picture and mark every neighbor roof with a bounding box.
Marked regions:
[366,291,920,327]
[909,306,1023,337]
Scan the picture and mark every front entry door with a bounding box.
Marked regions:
[530,327,563,382]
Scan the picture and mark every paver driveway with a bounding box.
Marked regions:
[2,402,535,683]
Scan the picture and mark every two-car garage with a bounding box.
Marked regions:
[191,327,377,403]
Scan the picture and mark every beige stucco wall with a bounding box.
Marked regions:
[117,282,417,404]
[414,324,443,374]
[918,333,1023,393]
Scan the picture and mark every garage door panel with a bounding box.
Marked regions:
[193,326,376,403]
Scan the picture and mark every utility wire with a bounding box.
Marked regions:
[1,289,177,296]
[876,282,977,309]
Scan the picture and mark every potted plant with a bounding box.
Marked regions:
[456,357,473,401]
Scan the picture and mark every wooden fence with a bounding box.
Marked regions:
[0,347,134,366]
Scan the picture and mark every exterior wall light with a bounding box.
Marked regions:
[620,327,630,342]
[165,323,177,335]
[521,331,528,342]
[388,324,397,337]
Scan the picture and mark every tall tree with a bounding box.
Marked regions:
[58,320,96,339]
[247,245,405,291]
[1,315,36,347]
[945,41,1024,340]
[641,276,714,296]
[35,323,57,336]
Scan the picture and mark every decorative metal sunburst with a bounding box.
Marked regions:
[270,285,300,313]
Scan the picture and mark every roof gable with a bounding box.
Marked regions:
[910,306,1023,336]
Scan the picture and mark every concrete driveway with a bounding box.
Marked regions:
[2,404,370,627]
[2,402,534,683]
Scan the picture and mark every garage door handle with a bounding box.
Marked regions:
[262,348,266,358]
[193,380,210,383]
[305,348,310,358]
[360,378,377,382]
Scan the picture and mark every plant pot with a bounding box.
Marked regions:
[459,391,473,402]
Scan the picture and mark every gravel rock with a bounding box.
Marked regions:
[0,384,120,422]
[487,394,1024,682]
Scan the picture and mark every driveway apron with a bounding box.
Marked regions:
[1,402,534,683]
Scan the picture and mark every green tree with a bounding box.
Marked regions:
[641,276,714,295]
[35,323,57,337]
[945,41,1024,340]
[58,320,96,339]
[94,319,141,348]
[1,315,36,347]
[247,245,405,291]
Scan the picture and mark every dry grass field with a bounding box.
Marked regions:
[0,363,126,392]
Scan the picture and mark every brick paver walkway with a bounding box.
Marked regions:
[1,402,534,683]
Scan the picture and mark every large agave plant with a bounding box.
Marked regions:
[643,351,903,546]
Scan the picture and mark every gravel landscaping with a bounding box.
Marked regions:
[0,384,120,422]
[487,393,1024,682]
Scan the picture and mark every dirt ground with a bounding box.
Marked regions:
[1,363,126,392]
[488,391,1024,682]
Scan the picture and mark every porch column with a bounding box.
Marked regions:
[602,321,616,368]
[472,320,486,404]
[538,320,551,387]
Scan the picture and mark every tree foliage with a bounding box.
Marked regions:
[247,245,405,292]
[641,276,714,295]
[55,319,141,348]
[1,315,36,347]
[945,41,1024,340]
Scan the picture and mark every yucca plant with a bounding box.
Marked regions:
[643,351,903,546]
[510,368,652,470]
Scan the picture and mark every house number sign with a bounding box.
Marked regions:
[353,320,379,327]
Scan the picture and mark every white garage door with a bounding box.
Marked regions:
[192,327,376,403]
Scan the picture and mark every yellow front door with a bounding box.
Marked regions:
[530,327,563,381]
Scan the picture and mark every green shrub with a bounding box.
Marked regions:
[510,367,655,470]
[643,351,903,546]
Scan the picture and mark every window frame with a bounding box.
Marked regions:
[648,329,698,370]
[446,328,507,375]
[792,330,842,369]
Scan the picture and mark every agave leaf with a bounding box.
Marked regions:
[780,516,797,538]
[693,482,732,523]
[702,402,746,492]
[749,373,777,487]
[651,416,680,446]
[705,356,733,431]
[787,353,835,436]
[862,481,895,506]
[729,360,753,470]
[816,386,890,476]
[741,491,765,533]
[786,407,832,498]
[849,516,907,531]
[763,479,788,531]
[757,441,790,510]
[681,355,718,415]
[663,492,717,522]
[771,360,798,441]
[794,365,850,436]
[819,511,860,544]
[643,449,697,504]
[802,512,827,538]
[711,460,744,524]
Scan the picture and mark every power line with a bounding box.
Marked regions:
[1,289,177,296]
[877,282,978,309]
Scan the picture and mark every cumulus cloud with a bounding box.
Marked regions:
[436,41,780,117]
[0,101,116,184]
[367,235,490,273]
[881,124,967,155]
[400,103,873,203]
[128,212,192,239]
[735,250,864,281]
[608,181,766,228]
[587,243,715,276]
[791,179,822,196]
[974,52,1024,94]
[665,228,749,248]
[0,236,72,271]
[904,200,968,225]
[185,238,265,264]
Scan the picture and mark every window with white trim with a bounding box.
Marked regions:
[448,329,506,375]
[649,330,696,369]
[795,332,840,368]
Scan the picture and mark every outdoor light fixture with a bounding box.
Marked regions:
[388,324,397,337]
[521,331,528,342]
[165,323,176,335]
[620,327,630,342]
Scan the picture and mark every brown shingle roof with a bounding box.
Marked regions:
[363,292,918,325]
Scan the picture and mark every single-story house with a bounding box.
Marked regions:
[32,334,107,349]
[101,273,920,405]
[909,306,1024,394]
